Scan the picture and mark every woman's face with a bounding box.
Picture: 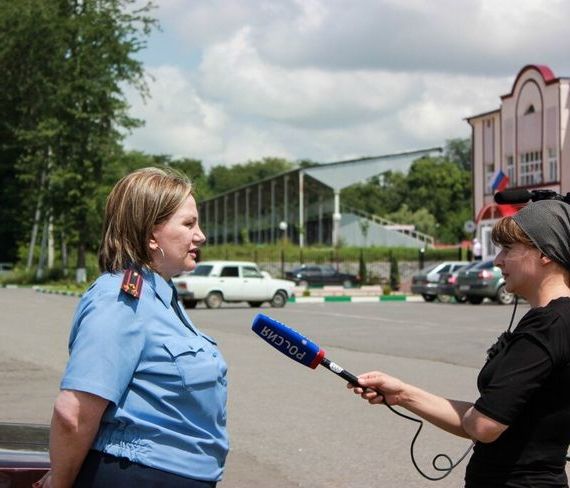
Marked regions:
[493,242,541,297]
[150,195,206,280]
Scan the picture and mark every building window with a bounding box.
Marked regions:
[484,163,495,194]
[519,151,542,186]
[506,156,514,187]
[547,148,558,182]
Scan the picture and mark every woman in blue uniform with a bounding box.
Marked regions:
[349,199,570,487]
[39,167,228,487]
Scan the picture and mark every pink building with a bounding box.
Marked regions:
[467,64,570,258]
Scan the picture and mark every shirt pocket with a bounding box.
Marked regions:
[163,337,220,391]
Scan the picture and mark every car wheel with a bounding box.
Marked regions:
[298,280,309,288]
[467,296,484,305]
[342,279,353,288]
[496,284,515,305]
[182,299,198,309]
[421,294,437,302]
[205,292,223,309]
[270,291,287,308]
[248,301,263,308]
[454,294,468,303]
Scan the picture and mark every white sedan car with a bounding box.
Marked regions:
[172,260,296,309]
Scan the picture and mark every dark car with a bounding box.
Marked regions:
[0,423,50,487]
[456,259,515,305]
[285,265,360,288]
[436,261,479,303]
[411,261,467,302]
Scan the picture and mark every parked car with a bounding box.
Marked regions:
[284,265,360,288]
[0,422,49,488]
[436,261,479,303]
[455,258,515,305]
[411,261,467,302]
[173,261,296,309]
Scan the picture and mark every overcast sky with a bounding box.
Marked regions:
[123,0,570,169]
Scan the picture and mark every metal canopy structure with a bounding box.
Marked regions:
[199,147,442,247]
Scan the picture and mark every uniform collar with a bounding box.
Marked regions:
[142,268,175,308]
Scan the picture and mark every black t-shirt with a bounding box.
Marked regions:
[465,297,570,488]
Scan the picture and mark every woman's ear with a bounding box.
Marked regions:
[539,253,552,265]
[148,233,159,251]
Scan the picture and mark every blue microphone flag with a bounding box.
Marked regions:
[251,314,325,369]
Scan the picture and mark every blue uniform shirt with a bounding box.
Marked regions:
[61,269,229,481]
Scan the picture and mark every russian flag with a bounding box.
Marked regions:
[490,169,509,192]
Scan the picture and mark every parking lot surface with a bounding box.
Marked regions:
[3,289,568,487]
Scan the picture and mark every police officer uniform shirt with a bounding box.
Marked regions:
[61,268,229,482]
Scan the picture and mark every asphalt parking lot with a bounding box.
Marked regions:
[3,289,568,487]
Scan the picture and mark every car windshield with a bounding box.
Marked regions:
[460,261,479,272]
[420,263,440,274]
[472,260,495,270]
[191,265,213,276]
[242,266,262,278]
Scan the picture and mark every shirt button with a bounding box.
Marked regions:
[212,352,218,357]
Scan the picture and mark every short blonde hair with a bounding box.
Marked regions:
[98,167,194,273]
[491,216,535,249]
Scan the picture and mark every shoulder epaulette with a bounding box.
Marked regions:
[121,268,143,298]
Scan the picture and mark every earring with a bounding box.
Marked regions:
[158,247,165,260]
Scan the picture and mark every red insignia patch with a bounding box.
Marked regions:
[121,268,143,298]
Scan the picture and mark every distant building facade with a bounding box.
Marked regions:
[467,64,570,259]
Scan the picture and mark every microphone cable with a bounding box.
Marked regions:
[374,296,521,481]
[380,400,473,481]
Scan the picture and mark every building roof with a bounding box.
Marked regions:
[465,108,500,123]
[500,64,558,100]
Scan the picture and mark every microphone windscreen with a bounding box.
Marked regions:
[494,189,532,204]
[252,314,325,369]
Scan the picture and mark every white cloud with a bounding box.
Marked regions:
[124,65,227,157]
[124,0,570,167]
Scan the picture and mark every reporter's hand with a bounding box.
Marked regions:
[347,371,406,406]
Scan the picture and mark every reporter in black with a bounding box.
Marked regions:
[349,199,570,487]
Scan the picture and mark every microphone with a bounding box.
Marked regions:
[251,314,360,385]
[494,189,532,204]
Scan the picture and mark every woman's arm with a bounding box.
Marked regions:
[350,371,507,442]
[49,389,109,488]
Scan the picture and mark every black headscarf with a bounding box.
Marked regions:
[513,199,570,270]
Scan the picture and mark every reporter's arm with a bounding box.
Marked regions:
[49,389,109,488]
[352,371,507,441]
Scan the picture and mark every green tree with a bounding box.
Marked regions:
[385,204,438,237]
[341,171,407,216]
[389,253,400,291]
[0,0,157,278]
[404,156,471,242]
[208,157,295,194]
[445,138,472,170]
[358,249,368,285]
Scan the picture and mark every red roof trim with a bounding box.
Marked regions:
[501,64,558,100]
[475,203,520,223]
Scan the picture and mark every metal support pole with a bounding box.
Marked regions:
[245,188,250,243]
[332,190,341,247]
[223,195,228,244]
[284,175,289,240]
[318,197,323,244]
[214,199,219,245]
[271,180,276,243]
[299,171,304,248]
[257,184,262,243]
[234,192,239,244]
